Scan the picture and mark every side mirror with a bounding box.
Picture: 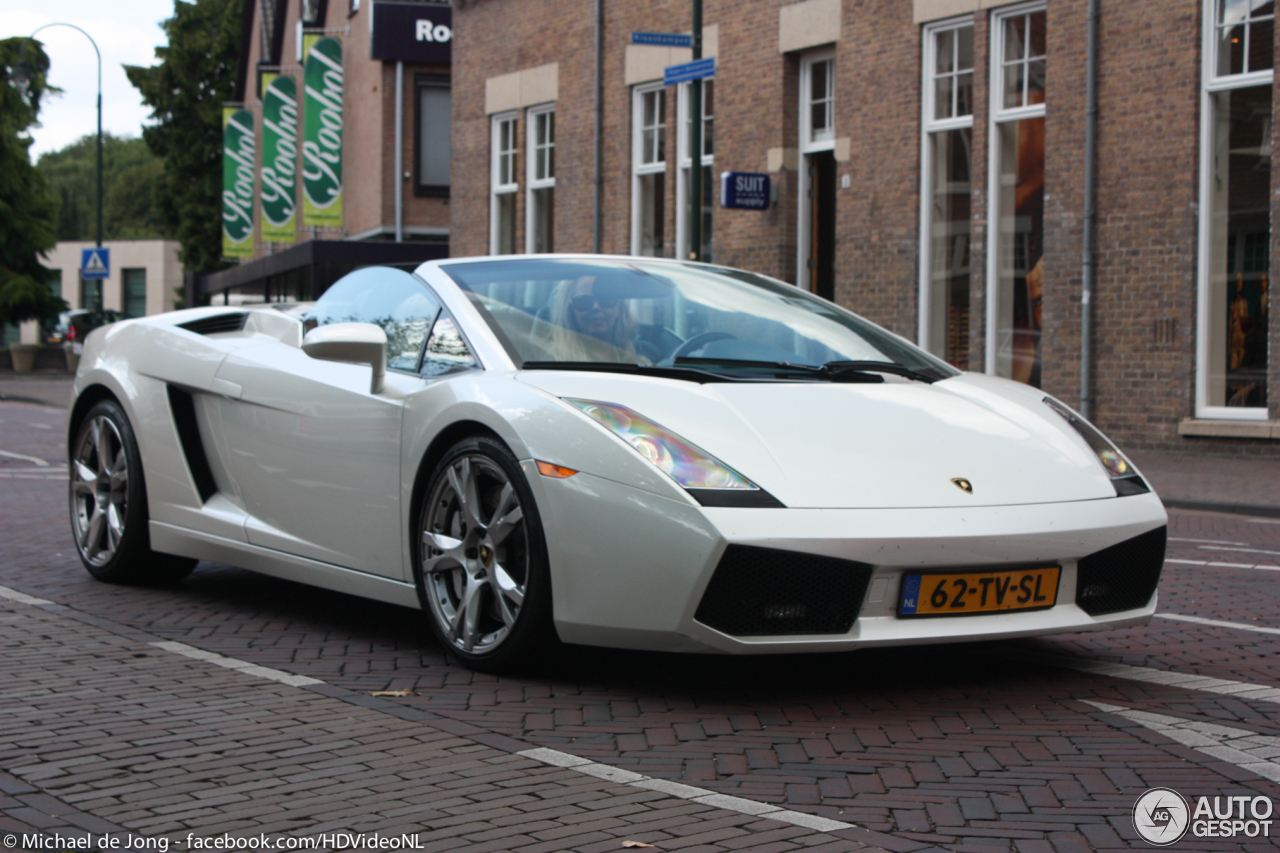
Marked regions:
[302,322,387,394]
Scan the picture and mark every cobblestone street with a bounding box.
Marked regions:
[3,377,1279,852]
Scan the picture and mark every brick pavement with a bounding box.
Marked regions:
[0,599,878,853]
[5,380,1280,851]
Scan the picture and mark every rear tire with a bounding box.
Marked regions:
[69,400,197,584]
[415,436,556,672]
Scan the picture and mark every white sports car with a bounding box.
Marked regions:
[67,256,1167,670]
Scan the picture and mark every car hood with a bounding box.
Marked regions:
[517,370,1120,509]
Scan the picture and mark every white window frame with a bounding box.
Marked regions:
[918,16,975,353]
[525,104,555,254]
[797,50,836,290]
[676,79,714,262]
[1195,0,1274,419]
[489,112,519,255]
[985,1,1046,377]
[631,83,667,256]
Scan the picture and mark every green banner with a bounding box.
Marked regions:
[261,76,298,243]
[302,36,343,227]
[222,108,255,259]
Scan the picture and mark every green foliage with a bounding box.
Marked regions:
[37,134,171,242]
[125,0,244,273]
[0,37,63,327]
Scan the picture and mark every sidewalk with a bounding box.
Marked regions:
[2,372,1278,516]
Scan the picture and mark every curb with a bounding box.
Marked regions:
[1164,499,1280,519]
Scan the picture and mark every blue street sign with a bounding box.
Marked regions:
[720,171,771,210]
[632,31,692,48]
[81,248,110,280]
[663,57,715,86]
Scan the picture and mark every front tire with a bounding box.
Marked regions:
[69,400,197,583]
[415,436,555,672]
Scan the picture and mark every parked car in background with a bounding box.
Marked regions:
[48,309,125,350]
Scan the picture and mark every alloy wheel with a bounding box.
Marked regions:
[71,415,129,567]
[421,454,530,654]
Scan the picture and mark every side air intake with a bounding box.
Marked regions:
[166,387,218,503]
[179,313,248,336]
[1076,526,1167,616]
[695,545,874,636]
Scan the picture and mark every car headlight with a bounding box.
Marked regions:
[566,399,784,507]
[1043,397,1149,496]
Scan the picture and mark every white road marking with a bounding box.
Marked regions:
[1084,700,1280,783]
[1158,612,1280,636]
[1200,545,1280,558]
[1166,557,1280,571]
[150,640,324,687]
[1004,649,1280,705]
[517,747,854,832]
[1170,537,1249,545]
[0,584,55,605]
[0,449,48,466]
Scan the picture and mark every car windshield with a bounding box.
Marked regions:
[442,258,958,381]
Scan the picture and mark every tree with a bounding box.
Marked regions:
[38,134,171,242]
[0,37,64,329]
[125,0,244,274]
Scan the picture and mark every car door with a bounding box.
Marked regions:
[212,268,440,579]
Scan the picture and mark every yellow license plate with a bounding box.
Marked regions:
[899,566,1060,617]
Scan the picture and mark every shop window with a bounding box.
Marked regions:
[677,80,714,262]
[490,113,518,255]
[123,268,146,318]
[1197,0,1273,416]
[526,105,555,253]
[920,19,974,369]
[415,76,450,197]
[631,85,667,257]
[987,5,1046,387]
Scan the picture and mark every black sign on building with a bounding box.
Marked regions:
[371,2,452,63]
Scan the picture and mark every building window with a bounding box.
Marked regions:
[632,84,667,257]
[526,105,555,253]
[416,76,450,197]
[987,5,1046,387]
[1197,0,1273,416]
[677,80,714,262]
[81,277,103,313]
[123,268,147,318]
[805,56,835,147]
[920,20,974,369]
[490,113,518,255]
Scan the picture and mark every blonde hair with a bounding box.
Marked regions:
[541,276,638,361]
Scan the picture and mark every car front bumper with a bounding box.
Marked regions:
[528,466,1168,654]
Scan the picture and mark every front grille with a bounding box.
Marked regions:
[1075,526,1167,616]
[695,545,873,636]
[180,313,247,335]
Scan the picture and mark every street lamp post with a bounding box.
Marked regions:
[11,23,103,251]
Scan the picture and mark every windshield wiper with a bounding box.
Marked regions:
[520,361,748,384]
[818,360,941,384]
[673,357,884,383]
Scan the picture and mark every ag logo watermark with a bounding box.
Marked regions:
[1133,788,1275,845]
[1133,788,1189,845]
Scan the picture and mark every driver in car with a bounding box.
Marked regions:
[543,276,648,362]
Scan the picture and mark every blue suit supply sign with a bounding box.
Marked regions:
[720,171,771,210]
[81,248,110,279]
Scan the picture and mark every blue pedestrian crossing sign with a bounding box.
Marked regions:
[81,248,110,280]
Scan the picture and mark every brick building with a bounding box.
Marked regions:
[450,0,1279,457]
[201,0,454,304]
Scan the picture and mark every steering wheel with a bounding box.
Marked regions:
[670,331,738,361]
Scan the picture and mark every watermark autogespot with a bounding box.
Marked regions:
[1133,788,1275,845]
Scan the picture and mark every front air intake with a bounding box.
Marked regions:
[695,545,874,636]
[1075,526,1167,616]
[179,313,248,336]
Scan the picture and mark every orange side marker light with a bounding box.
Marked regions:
[536,460,579,479]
